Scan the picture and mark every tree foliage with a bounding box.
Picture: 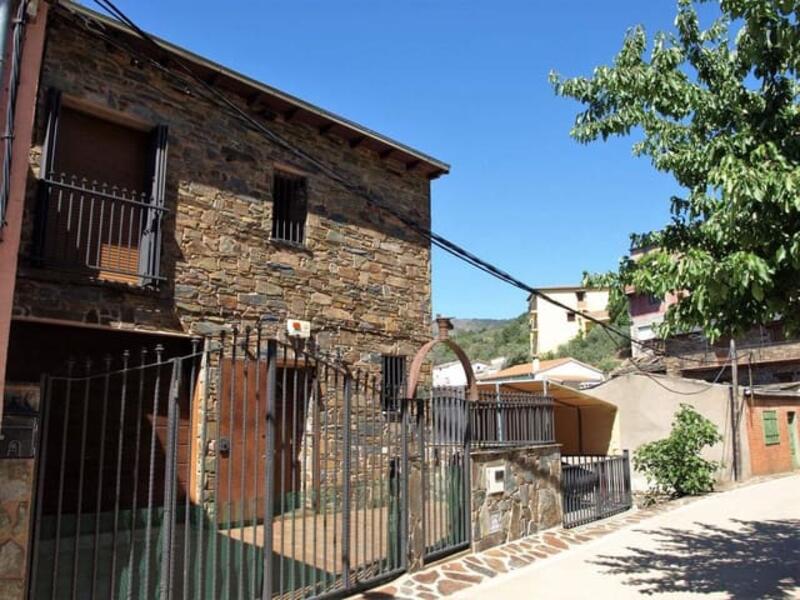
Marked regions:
[633,404,723,496]
[552,0,800,341]
[544,321,627,372]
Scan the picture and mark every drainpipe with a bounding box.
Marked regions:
[0,1,11,71]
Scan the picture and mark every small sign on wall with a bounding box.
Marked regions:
[488,512,503,534]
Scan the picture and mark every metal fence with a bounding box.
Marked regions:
[32,174,167,284]
[470,391,554,448]
[30,332,408,600]
[561,453,632,529]
[414,388,470,563]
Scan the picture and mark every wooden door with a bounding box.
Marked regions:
[217,359,313,526]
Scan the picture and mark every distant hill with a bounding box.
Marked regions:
[449,318,514,333]
[431,313,529,366]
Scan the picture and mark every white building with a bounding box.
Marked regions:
[433,357,506,387]
[529,286,609,357]
[479,357,606,388]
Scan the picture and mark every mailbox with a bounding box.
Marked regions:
[1,383,40,459]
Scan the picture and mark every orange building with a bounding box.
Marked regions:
[745,387,800,476]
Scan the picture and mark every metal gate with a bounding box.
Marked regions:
[29,331,408,599]
[415,387,470,562]
[561,453,632,529]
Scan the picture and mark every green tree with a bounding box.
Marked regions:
[551,0,800,342]
[633,404,723,496]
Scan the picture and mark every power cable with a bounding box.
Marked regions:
[84,0,719,365]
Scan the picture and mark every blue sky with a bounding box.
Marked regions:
[89,1,709,319]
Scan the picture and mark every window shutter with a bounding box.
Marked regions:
[138,124,168,285]
[32,89,62,259]
[763,410,780,446]
[40,88,62,178]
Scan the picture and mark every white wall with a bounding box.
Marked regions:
[588,373,749,491]
[538,360,604,382]
[433,361,491,387]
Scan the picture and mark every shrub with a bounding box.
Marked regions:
[633,404,723,497]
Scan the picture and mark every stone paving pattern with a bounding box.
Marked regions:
[352,497,702,600]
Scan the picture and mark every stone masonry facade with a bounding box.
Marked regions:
[12,9,436,364]
[470,445,562,553]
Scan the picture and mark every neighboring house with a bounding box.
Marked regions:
[480,357,606,387]
[528,286,609,357]
[744,384,800,476]
[433,357,506,387]
[625,246,800,384]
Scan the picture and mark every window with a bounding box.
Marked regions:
[566,312,576,322]
[34,89,168,286]
[576,291,586,302]
[762,410,780,446]
[271,170,307,244]
[381,355,406,415]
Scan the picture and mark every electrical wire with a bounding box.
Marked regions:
[84,0,721,365]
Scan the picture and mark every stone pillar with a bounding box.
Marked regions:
[0,459,34,600]
[470,445,563,553]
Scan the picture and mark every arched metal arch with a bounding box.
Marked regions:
[406,318,478,401]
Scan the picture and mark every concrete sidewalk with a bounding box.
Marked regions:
[457,474,800,599]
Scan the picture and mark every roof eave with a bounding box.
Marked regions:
[60,1,450,178]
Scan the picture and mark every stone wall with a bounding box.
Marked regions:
[470,445,562,553]
[0,460,34,600]
[13,9,434,364]
[665,325,800,384]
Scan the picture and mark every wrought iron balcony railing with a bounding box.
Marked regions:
[32,173,167,285]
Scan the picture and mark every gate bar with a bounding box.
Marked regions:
[342,372,353,590]
[262,339,277,600]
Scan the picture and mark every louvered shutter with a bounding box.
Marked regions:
[32,89,62,259]
[138,124,168,286]
[763,410,780,446]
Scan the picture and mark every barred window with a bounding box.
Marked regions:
[381,355,406,415]
[271,170,307,245]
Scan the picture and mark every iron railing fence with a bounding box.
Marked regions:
[414,388,470,563]
[30,331,408,600]
[32,173,167,284]
[470,391,555,448]
[561,453,632,529]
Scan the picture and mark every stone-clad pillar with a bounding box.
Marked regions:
[0,459,34,600]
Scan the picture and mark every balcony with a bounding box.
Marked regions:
[31,174,167,286]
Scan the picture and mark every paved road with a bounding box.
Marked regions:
[458,475,800,599]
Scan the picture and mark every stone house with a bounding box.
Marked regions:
[5,1,449,383]
[0,2,448,596]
